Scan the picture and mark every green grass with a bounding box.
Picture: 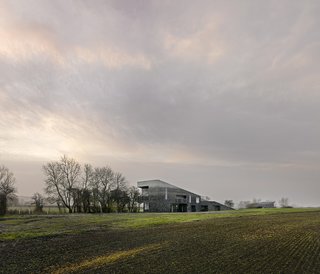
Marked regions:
[1,208,318,241]
[7,206,63,214]
[1,208,320,273]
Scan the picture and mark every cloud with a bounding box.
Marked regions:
[0,1,152,69]
[0,0,320,205]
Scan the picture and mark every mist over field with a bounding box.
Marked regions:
[1,0,320,206]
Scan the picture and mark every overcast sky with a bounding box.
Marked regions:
[1,0,320,206]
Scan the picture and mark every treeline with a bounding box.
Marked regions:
[43,155,141,213]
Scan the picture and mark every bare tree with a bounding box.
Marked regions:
[224,200,234,208]
[0,166,17,215]
[60,155,81,213]
[44,161,66,211]
[43,156,81,213]
[279,197,289,208]
[82,164,93,190]
[43,157,133,214]
[112,172,128,212]
[92,166,114,213]
[32,192,44,213]
[127,186,141,212]
[46,194,63,213]
[238,200,250,209]
[81,164,94,213]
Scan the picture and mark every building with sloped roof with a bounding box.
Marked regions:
[137,179,233,212]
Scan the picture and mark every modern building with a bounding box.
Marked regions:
[247,201,275,208]
[137,179,234,212]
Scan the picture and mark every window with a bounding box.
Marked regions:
[141,187,149,196]
[201,205,208,211]
[165,188,168,200]
[196,197,200,204]
[189,195,191,203]
[175,195,187,203]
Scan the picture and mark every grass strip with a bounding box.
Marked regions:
[50,242,166,274]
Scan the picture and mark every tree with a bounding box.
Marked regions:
[111,189,130,212]
[32,192,44,213]
[127,186,141,212]
[81,164,94,213]
[43,156,81,213]
[92,166,114,213]
[224,200,234,208]
[112,172,128,212]
[0,166,17,215]
[43,157,132,214]
[238,200,250,209]
[60,155,81,213]
[43,161,66,211]
[279,197,289,208]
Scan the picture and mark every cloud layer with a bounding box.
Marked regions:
[1,0,320,205]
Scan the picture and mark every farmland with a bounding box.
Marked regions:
[1,208,320,273]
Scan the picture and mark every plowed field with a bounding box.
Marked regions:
[1,209,320,273]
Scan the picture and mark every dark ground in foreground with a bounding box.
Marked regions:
[1,209,320,273]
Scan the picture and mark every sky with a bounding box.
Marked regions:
[0,0,320,207]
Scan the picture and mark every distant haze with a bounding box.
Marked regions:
[1,0,320,206]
